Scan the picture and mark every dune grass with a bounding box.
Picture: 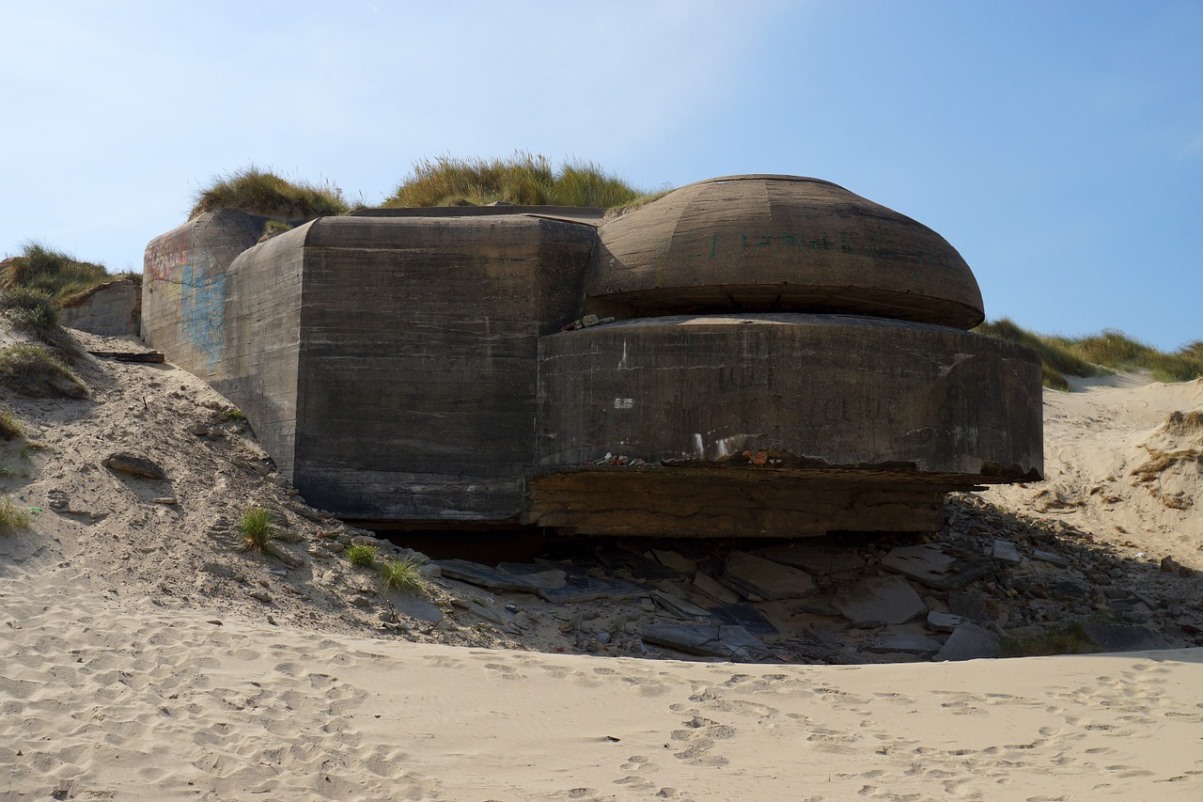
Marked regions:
[0,345,86,398]
[975,318,1203,390]
[0,286,61,334]
[345,543,377,569]
[0,408,23,440]
[382,153,647,209]
[191,166,349,221]
[0,495,31,534]
[238,506,277,554]
[0,244,109,301]
[379,556,424,594]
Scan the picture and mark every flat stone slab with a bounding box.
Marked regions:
[991,539,1022,563]
[752,542,865,574]
[1078,620,1170,653]
[536,575,647,605]
[102,452,168,480]
[389,592,444,624]
[833,575,926,625]
[434,560,534,593]
[710,602,778,636]
[1033,549,1070,567]
[866,631,943,655]
[881,544,993,590]
[926,610,966,633]
[651,549,698,575]
[691,572,741,605]
[722,551,816,601]
[935,622,1000,661]
[651,591,712,620]
[640,624,771,661]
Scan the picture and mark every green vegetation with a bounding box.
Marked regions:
[0,243,109,301]
[238,506,277,554]
[345,543,377,569]
[0,495,31,534]
[0,408,23,440]
[383,153,647,209]
[0,345,86,398]
[0,287,60,333]
[191,166,349,221]
[260,219,294,240]
[379,556,424,594]
[975,318,1203,390]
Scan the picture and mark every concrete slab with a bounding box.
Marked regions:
[752,542,865,574]
[722,551,816,600]
[833,575,927,625]
[639,624,771,661]
[935,622,1001,661]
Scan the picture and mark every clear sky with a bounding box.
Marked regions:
[1,0,1200,349]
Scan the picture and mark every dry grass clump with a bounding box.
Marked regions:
[0,408,23,440]
[0,244,109,300]
[976,319,1203,389]
[380,556,424,594]
[0,287,60,333]
[0,495,31,534]
[191,166,349,221]
[238,506,277,554]
[0,345,86,398]
[383,153,646,209]
[345,543,377,568]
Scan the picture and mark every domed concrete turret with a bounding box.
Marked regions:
[591,175,984,329]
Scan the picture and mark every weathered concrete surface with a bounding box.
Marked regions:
[143,208,269,374]
[60,279,141,336]
[141,175,1044,535]
[591,176,985,328]
[536,314,1042,479]
[290,214,594,521]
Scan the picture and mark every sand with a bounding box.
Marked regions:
[3,329,1203,800]
[4,557,1202,801]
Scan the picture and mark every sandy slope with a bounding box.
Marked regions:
[2,329,1203,800]
[987,374,1203,570]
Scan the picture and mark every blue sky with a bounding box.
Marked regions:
[1,0,1200,349]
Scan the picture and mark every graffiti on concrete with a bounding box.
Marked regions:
[179,263,226,368]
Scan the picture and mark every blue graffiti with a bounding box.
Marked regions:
[180,264,226,369]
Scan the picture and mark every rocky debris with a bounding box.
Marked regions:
[926,610,966,632]
[101,452,167,480]
[640,624,774,661]
[721,551,816,600]
[833,575,927,625]
[881,543,992,590]
[935,623,1001,661]
[1077,620,1168,653]
[752,542,864,575]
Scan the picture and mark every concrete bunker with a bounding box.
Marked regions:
[143,175,1043,536]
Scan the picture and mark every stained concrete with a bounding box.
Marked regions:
[591,175,985,328]
[142,175,1044,536]
[60,279,141,336]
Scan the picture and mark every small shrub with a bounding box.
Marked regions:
[238,506,276,554]
[0,345,86,398]
[0,408,23,440]
[0,287,60,332]
[0,243,109,300]
[0,495,31,534]
[345,543,377,568]
[380,557,424,593]
[260,219,294,240]
[191,166,349,221]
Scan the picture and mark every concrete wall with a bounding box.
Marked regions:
[290,214,595,521]
[142,209,267,376]
[536,314,1042,480]
[60,279,141,336]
